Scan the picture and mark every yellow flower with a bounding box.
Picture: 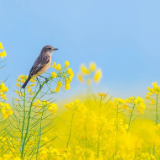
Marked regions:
[57,81,62,88]
[80,64,90,75]
[30,92,34,95]
[117,98,125,104]
[77,73,84,83]
[152,82,158,90]
[50,62,56,68]
[20,93,24,97]
[0,103,13,119]
[16,83,21,87]
[48,103,57,114]
[66,68,74,77]
[90,62,96,72]
[19,75,28,80]
[98,93,102,96]
[51,72,57,78]
[139,102,145,110]
[3,113,8,119]
[65,61,70,68]
[151,99,155,104]
[65,83,70,90]
[134,97,144,104]
[0,93,7,100]
[65,102,75,109]
[55,63,61,71]
[75,99,80,104]
[93,69,102,83]
[15,98,19,101]
[54,87,59,93]
[30,78,36,82]
[139,110,144,115]
[68,75,73,82]
[41,137,48,142]
[1,107,6,114]
[30,83,36,86]
[147,87,154,93]
[129,109,133,113]
[65,104,71,109]
[146,95,150,99]
[15,90,19,94]
[27,88,32,92]
[0,50,7,58]
[120,104,128,109]
[13,157,21,160]
[0,42,4,49]
[0,82,8,92]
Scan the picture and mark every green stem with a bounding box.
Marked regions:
[115,104,119,155]
[36,107,44,160]
[127,104,135,132]
[20,88,26,153]
[153,94,159,156]
[156,94,159,125]
[21,81,46,159]
[97,124,103,157]
[84,114,88,149]
[99,97,102,117]
[66,106,77,148]
[97,97,102,157]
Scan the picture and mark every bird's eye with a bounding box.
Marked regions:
[48,47,51,50]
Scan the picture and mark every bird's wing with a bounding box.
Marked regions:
[29,54,50,76]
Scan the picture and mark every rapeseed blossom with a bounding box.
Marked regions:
[65,60,69,68]
[0,50,7,58]
[0,42,7,58]
[93,69,102,83]
[51,72,57,78]
[0,42,4,49]
[50,61,74,92]
[1,44,160,160]
[0,102,13,119]
[0,82,8,99]
[77,62,102,85]
[146,82,160,105]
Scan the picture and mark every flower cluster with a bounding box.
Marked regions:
[16,75,36,96]
[64,99,80,109]
[0,82,8,100]
[146,82,160,104]
[77,62,102,85]
[0,42,7,58]
[98,92,107,98]
[50,60,74,92]
[109,96,145,115]
[33,99,57,114]
[0,102,13,119]
[0,44,13,119]
[38,147,71,160]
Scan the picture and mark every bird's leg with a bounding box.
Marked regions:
[36,77,42,90]
[39,75,49,83]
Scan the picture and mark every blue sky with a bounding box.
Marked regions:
[1,0,160,100]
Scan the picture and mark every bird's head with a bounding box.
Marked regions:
[42,45,58,54]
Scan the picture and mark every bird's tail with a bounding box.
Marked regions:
[22,76,31,89]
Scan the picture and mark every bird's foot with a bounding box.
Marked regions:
[39,84,43,90]
[45,78,49,83]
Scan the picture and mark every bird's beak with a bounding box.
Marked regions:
[54,48,58,51]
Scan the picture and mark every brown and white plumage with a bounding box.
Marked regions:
[22,45,58,89]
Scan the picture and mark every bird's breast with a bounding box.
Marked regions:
[35,55,52,76]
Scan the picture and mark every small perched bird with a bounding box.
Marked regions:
[22,45,58,89]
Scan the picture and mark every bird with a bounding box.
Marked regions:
[21,45,58,89]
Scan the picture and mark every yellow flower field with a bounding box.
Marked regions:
[1,42,160,160]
